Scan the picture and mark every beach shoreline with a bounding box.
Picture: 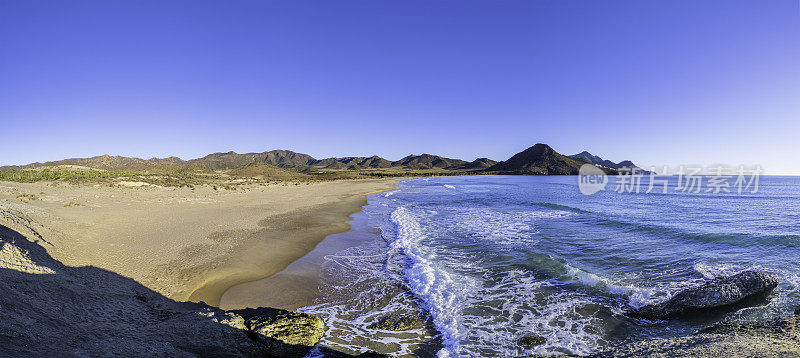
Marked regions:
[192,187,393,307]
[218,202,389,310]
[0,178,401,307]
[3,176,800,357]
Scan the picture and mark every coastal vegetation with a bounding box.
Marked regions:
[0,168,136,183]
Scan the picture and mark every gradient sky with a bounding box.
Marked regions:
[1,1,799,174]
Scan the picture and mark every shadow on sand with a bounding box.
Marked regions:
[0,224,383,357]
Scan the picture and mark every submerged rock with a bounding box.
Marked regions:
[367,313,423,331]
[630,270,779,319]
[518,335,547,347]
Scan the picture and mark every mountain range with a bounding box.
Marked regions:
[1,144,645,177]
[568,151,649,174]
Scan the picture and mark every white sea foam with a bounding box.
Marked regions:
[299,175,800,358]
[562,264,654,308]
[387,205,612,356]
[390,206,478,357]
[457,269,604,356]
[694,262,743,278]
[298,240,432,356]
[448,207,574,246]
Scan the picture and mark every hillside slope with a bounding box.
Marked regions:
[486,144,591,175]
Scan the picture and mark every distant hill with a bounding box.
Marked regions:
[569,151,648,174]
[569,151,618,168]
[188,150,316,170]
[391,154,469,170]
[1,150,478,174]
[310,155,392,170]
[0,165,21,172]
[24,155,186,171]
[486,144,598,175]
[458,158,498,170]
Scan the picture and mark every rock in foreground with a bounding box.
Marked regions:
[234,307,326,356]
[630,270,779,319]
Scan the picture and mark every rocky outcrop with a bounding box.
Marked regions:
[234,307,325,356]
[0,224,325,357]
[592,314,800,357]
[630,271,779,319]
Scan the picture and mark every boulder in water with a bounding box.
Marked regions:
[367,313,424,331]
[630,270,779,319]
[518,335,547,347]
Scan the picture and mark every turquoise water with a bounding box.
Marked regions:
[303,175,800,357]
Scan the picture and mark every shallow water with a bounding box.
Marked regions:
[301,175,800,357]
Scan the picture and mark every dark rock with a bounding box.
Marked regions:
[591,315,800,357]
[367,313,423,331]
[795,306,800,315]
[518,335,547,347]
[630,270,779,319]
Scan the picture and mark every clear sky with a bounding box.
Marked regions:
[1,1,799,174]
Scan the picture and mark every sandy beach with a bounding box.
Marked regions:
[0,178,400,307]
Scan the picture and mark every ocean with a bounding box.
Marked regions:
[301,175,800,357]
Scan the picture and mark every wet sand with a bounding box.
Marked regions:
[219,208,385,310]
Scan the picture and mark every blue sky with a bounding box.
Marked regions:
[1,1,799,174]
